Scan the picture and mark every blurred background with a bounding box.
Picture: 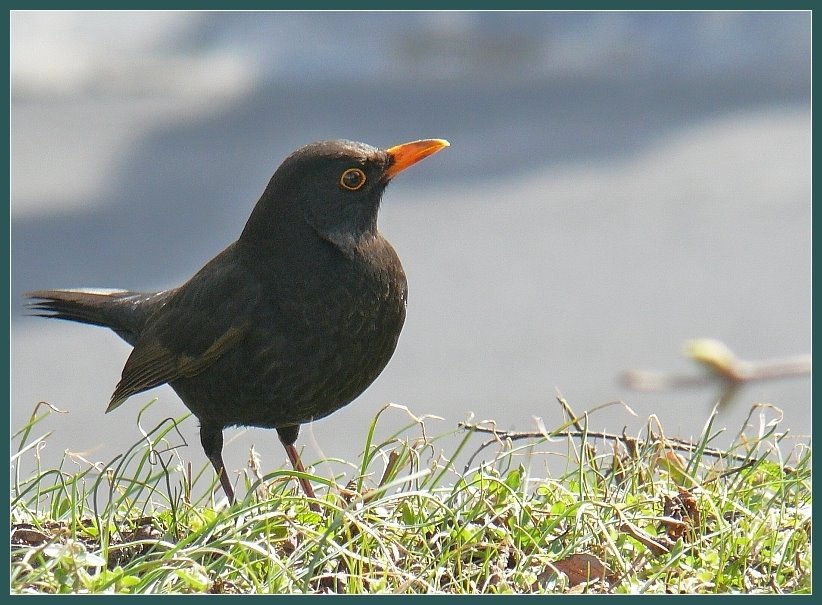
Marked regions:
[10,11,811,495]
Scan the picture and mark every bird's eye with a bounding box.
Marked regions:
[340,168,366,191]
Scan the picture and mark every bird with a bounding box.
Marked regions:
[27,137,449,507]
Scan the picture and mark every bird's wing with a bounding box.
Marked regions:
[106,319,246,413]
[104,242,257,413]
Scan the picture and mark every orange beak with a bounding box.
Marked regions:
[385,139,450,179]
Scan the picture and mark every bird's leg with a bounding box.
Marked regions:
[277,425,320,511]
[283,443,318,501]
[200,425,235,504]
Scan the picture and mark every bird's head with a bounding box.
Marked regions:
[241,139,449,252]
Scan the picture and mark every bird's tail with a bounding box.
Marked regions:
[25,288,160,345]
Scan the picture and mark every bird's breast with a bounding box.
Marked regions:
[280,235,406,364]
[234,235,407,421]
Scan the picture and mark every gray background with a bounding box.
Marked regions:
[11,12,811,498]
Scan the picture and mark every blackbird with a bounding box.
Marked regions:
[27,137,449,506]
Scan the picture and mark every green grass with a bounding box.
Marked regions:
[10,399,811,594]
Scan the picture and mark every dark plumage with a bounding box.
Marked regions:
[27,138,449,506]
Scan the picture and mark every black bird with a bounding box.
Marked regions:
[27,138,449,506]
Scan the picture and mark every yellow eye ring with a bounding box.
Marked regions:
[340,168,367,191]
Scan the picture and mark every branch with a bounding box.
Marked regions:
[458,419,755,464]
[621,339,811,398]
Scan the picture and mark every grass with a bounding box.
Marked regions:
[10,398,812,594]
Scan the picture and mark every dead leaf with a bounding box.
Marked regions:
[662,489,702,540]
[549,552,610,586]
[11,526,49,546]
[619,521,671,556]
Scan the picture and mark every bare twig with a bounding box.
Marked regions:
[458,420,756,464]
[622,339,811,396]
